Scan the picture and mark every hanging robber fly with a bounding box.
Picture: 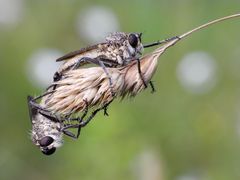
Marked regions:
[28,93,112,155]
[28,95,62,155]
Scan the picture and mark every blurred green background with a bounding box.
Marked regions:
[1,0,240,180]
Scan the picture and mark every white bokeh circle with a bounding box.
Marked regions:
[26,48,62,88]
[0,0,25,27]
[177,51,217,94]
[76,6,120,43]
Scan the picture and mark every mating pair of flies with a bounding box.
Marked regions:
[28,32,179,155]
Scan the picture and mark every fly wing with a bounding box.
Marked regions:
[56,44,105,62]
[56,43,107,74]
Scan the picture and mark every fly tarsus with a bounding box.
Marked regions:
[143,35,181,48]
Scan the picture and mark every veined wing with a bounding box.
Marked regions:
[56,43,107,73]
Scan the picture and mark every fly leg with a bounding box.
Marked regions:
[136,58,155,93]
[136,58,147,89]
[27,92,59,124]
[149,81,156,93]
[79,99,113,128]
[62,100,113,139]
[143,36,181,48]
[63,99,89,138]
[73,57,116,97]
[60,99,89,139]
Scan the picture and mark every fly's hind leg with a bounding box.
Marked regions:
[74,57,116,97]
[149,81,155,93]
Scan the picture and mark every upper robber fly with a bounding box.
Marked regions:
[53,32,151,96]
[53,32,178,92]
[55,32,143,77]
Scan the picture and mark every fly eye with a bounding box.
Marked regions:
[39,136,54,147]
[41,147,56,155]
[128,33,138,48]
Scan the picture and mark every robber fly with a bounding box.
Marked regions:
[28,94,112,155]
[53,32,177,91]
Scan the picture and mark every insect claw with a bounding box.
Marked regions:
[149,81,156,93]
[104,107,109,116]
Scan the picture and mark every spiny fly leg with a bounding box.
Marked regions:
[99,60,115,97]
[79,99,113,127]
[38,111,61,123]
[143,36,181,48]
[62,129,78,139]
[104,106,109,116]
[75,57,116,97]
[136,58,156,93]
[60,100,89,138]
[28,93,55,115]
[76,99,89,138]
[136,58,147,88]
[149,81,156,93]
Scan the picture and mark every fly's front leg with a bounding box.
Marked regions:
[149,81,155,93]
[62,100,113,139]
[143,36,181,48]
[136,58,155,93]
[104,106,109,116]
[62,129,78,139]
[61,99,89,138]
[136,58,147,89]
[71,99,89,138]
[79,99,113,127]
[62,123,81,139]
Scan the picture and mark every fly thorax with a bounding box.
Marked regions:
[120,43,135,64]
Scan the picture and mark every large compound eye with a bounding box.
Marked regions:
[39,136,54,147]
[41,147,56,155]
[128,33,138,48]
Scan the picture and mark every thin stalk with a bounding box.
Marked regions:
[179,13,240,39]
